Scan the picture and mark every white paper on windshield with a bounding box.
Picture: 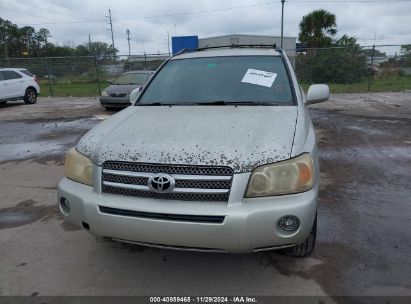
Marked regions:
[241,69,277,88]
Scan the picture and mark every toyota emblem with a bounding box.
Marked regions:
[148,173,175,193]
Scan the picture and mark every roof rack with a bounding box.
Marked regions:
[197,44,277,51]
[172,44,282,58]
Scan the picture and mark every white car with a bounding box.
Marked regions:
[0,68,40,104]
[58,46,329,256]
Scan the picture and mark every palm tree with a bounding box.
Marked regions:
[298,10,337,49]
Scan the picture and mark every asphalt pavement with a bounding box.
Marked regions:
[0,93,410,301]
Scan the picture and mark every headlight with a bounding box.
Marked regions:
[64,148,94,186]
[129,87,141,103]
[245,153,314,198]
[101,90,108,97]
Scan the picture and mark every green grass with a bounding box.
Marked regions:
[40,82,109,97]
[40,75,411,97]
[302,75,411,94]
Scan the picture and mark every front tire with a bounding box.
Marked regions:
[24,88,37,104]
[283,213,317,257]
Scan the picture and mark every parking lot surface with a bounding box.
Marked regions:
[0,93,410,299]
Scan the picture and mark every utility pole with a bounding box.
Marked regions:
[106,9,116,57]
[126,29,131,56]
[281,0,285,48]
[167,31,171,56]
[45,34,52,57]
[5,38,8,60]
[368,44,376,92]
[88,34,92,55]
[126,29,131,71]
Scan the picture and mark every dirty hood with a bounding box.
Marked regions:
[76,106,298,173]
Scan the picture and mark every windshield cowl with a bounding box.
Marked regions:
[137,101,285,106]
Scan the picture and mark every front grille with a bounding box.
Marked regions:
[102,162,234,202]
[175,180,231,189]
[104,174,148,185]
[103,162,233,176]
[103,185,230,201]
[99,206,225,224]
[109,93,127,97]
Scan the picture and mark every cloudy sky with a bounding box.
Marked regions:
[1,0,411,55]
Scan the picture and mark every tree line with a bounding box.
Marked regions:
[296,9,369,84]
[0,17,117,58]
[296,9,410,83]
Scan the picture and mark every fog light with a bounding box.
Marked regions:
[278,215,300,232]
[60,198,70,214]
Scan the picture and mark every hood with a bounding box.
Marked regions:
[77,106,298,173]
[105,84,142,94]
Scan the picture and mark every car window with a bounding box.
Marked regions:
[0,72,5,81]
[138,56,294,105]
[3,70,23,80]
[19,69,34,77]
[114,73,148,85]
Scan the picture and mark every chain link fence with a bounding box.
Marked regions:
[1,46,410,97]
[292,45,410,92]
[0,53,169,97]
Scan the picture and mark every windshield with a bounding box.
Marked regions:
[114,72,148,85]
[19,69,34,77]
[138,56,294,105]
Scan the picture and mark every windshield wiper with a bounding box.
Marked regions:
[137,101,277,106]
[138,102,182,106]
[194,101,268,106]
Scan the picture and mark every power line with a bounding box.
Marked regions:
[13,20,104,26]
[115,0,411,21]
[13,0,89,21]
[0,6,58,23]
[45,0,107,16]
[6,0,411,26]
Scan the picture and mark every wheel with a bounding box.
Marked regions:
[24,88,37,104]
[283,213,317,257]
[0,101,6,105]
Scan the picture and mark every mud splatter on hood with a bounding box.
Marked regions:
[76,106,298,173]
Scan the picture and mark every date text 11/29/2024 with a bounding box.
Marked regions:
[149,297,258,303]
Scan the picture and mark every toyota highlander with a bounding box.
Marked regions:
[58,46,329,256]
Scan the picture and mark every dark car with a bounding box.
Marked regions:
[100,71,155,110]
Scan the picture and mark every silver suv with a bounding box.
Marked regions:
[0,68,40,104]
[58,46,329,256]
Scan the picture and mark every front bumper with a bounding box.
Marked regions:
[57,173,318,253]
[100,96,130,107]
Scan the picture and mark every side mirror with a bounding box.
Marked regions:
[306,84,330,105]
[129,87,142,103]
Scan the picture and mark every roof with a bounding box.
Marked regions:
[172,47,281,60]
